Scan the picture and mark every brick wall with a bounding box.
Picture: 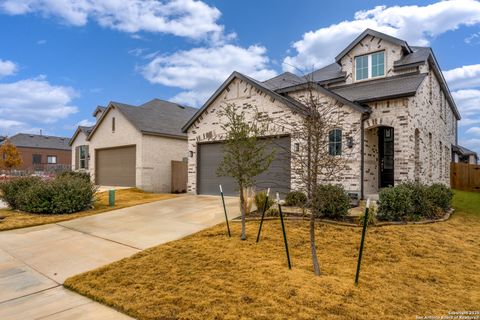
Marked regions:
[16,147,71,170]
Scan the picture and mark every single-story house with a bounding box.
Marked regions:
[70,99,196,192]
[1,133,71,171]
[183,29,460,199]
[452,145,478,164]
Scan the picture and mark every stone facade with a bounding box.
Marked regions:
[186,78,302,194]
[72,106,188,192]
[186,33,458,197]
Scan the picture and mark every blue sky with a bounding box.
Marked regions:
[0,0,479,152]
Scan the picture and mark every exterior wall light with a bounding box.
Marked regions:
[294,143,300,152]
[347,137,354,148]
[189,151,194,157]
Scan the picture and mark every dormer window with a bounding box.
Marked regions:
[355,51,385,81]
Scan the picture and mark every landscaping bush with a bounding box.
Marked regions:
[254,190,275,214]
[0,176,41,209]
[285,191,307,207]
[311,184,350,219]
[427,183,454,212]
[1,174,97,214]
[57,171,91,183]
[377,182,452,221]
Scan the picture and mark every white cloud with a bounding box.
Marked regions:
[0,59,17,77]
[444,64,480,90]
[459,138,480,154]
[465,32,480,44]
[76,119,95,127]
[466,126,480,135]
[0,0,231,42]
[140,44,277,106]
[37,39,46,45]
[0,76,78,125]
[283,0,480,72]
[452,89,480,117]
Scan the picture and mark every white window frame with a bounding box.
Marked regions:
[47,155,57,164]
[79,145,87,169]
[355,51,385,81]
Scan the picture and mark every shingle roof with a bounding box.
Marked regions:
[79,126,94,135]
[453,145,478,157]
[394,46,431,68]
[92,105,106,116]
[106,99,197,138]
[331,73,427,103]
[5,133,71,150]
[335,29,412,63]
[305,63,346,83]
[262,72,305,90]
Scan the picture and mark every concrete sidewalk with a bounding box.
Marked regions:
[0,195,239,319]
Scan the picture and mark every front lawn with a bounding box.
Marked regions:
[64,190,480,320]
[0,188,176,231]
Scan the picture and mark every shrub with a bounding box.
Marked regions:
[254,190,275,214]
[0,176,41,209]
[311,184,350,219]
[2,175,97,214]
[377,182,453,221]
[57,171,91,183]
[285,191,307,207]
[427,183,453,212]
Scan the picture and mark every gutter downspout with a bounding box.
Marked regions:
[360,110,371,200]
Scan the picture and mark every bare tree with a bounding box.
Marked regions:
[217,103,275,240]
[280,81,357,276]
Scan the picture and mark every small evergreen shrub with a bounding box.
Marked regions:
[57,171,91,183]
[377,182,453,221]
[0,176,41,209]
[285,191,307,207]
[311,184,350,219]
[427,183,453,212]
[254,190,275,214]
[0,175,97,214]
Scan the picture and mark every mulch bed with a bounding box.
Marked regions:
[233,207,454,227]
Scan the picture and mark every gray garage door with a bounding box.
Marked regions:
[198,137,291,196]
[96,146,136,187]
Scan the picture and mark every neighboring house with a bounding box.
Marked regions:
[70,99,196,192]
[452,145,478,164]
[1,133,71,171]
[183,29,460,199]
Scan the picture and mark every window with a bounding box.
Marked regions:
[47,156,57,164]
[79,145,88,169]
[329,129,342,156]
[112,117,116,132]
[32,154,41,164]
[355,51,385,81]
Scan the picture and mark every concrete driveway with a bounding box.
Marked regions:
[0,195,239,319]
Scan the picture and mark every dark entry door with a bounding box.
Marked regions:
[379,127,394,188]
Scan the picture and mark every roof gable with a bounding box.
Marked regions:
[182,71,308,132]
[88,99,196,141]
[335,29,412,63]
[69,126,93,146]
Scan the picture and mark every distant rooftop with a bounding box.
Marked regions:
[3,133,71,150]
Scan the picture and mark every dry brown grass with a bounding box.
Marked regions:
[65,191,480,320]
[0,188,176,231]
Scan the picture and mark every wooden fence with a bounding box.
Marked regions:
[450,162,480,192]
[171,160,188,193]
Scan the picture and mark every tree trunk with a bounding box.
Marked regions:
[239,185,246,240]
[310,213,321,276]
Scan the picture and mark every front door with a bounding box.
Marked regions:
[379,127,394,188]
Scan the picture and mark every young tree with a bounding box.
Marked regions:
[281,82,357,276]
[217,103,275,240]
[0,139,23,172]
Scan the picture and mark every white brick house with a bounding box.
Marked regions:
[70,99,196,192]
[182,29,461,199]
